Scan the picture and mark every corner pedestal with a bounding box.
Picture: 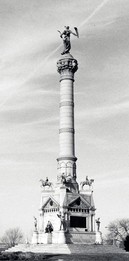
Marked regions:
[47,233,52,244]
[95,231,103,244]
[38,232,52,244]
[32,231,38,244]
[58,230,66,244]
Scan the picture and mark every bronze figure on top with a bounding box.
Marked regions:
[58,26,79,55]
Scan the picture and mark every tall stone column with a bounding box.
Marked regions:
[57,53,78,181]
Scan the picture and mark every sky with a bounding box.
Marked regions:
[0,0,129,240]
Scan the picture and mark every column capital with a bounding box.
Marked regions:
[57,53,78,81]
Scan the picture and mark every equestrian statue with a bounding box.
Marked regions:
[80,176,94,190]
[39,177,53,188]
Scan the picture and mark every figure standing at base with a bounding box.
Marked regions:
[33,216,38,231]
[96,218,101,232]
[57,211,66,230]
[58,26,79,55]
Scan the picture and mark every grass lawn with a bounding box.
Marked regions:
[0,252,129,261]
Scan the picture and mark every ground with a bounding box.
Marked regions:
[0,252,129,261]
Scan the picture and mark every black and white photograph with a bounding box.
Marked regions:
[0,0,129,260]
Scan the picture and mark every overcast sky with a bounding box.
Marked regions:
[0,0,129,239]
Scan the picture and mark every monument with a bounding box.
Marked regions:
[32,26,102,244]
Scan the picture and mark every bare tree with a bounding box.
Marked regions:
[1,227,24,247]
[106,219,129,247]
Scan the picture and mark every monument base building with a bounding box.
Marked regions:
[32,181,96,244]
[32,52,102,244]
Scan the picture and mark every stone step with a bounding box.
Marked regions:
[5,244,125,254]
[5,244,71,254]
[68,244,125,254]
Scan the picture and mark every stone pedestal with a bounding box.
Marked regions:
[58,230,66,244]
[47,233,52,244]
[38,232,52,244]
[95,231,103,244]
[32,231,38,244]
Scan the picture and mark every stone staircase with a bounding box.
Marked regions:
[5,244,126,254]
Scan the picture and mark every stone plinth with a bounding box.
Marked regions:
[38,232,52,244]
[32,231,96,244]
[58,231,66,244]
[95,231,103,244]
[66,231,96,244]
[47,233,52,244]
[79,189,93,196]
[32,231,38,244]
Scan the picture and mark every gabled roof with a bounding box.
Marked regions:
[68,195,91,209]
[63,193,95,209]
[42,196,59,209]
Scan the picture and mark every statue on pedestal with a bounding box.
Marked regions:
[96,218,101,232]
[33,216,38,231]
[60,173,66,184]
[57,211,66,230]
[80,176,94,190]
[45,221,53,233]
[58,26,79,55]
[39,177,53,188]
[58,172,72,185]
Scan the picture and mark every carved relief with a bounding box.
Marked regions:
[57,58,78,74]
